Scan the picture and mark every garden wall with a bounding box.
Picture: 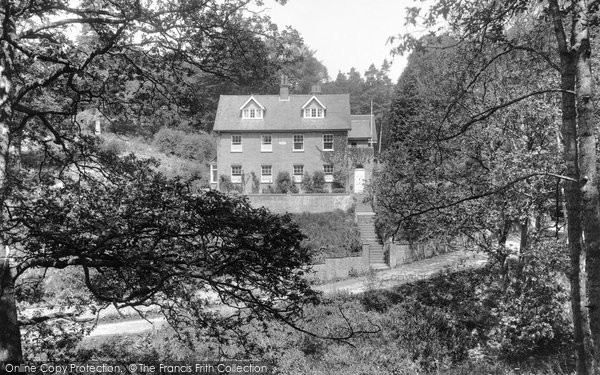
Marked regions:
[310,245,370,282]
[387,238,469,267]
[247,193,354,214]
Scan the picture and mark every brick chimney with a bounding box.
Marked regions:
[279,75,290,101]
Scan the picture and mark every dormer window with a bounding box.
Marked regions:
[240,96,265,119]
[301,96,326,118]
[242,108,263,119]
[304,108,324,118]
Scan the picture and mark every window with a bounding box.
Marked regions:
[303,107,325,118]
[231,165,242,183]
[261,165,272,183]
[293,134,304,151]
[231,135,242,152]
[293,165,304,182]
[261,135,272,152]
[242,108,263,119]
[323,134,334,151]
[323,164,334,182]
[210,165,218,184]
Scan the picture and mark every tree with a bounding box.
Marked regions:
[0,0,311,364]
[323,63,394,153]
[3,149,320,364]
[388,2,600,372]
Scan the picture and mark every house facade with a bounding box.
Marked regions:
[211,79,376,193]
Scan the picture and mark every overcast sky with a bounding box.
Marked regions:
[261,0,423,83]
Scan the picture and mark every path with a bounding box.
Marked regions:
[316,250,487,295]
[87,250,487,337]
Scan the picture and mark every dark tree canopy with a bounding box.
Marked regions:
[0,0,318,364]
[5,151,318,319]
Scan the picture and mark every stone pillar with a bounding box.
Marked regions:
[362,244,370,268]
[387,241,397,268]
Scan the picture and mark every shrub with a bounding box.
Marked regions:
[219,175,236,193]
[99,136,127,155]
[311,171,325,191]
[331,187,346,193]
[275,171,294,193]
[152,127,216,163]
[262,185,275,194]
[301,172,313,192]
[291,210,361,258]
[480,241,572,361]
[249,172,260,194]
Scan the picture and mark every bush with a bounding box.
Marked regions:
[311,171,325,190]
[152,127,215,163]
[291,210,361,258]
[360,257,573,366]
[275,171,294,193]
[331,187,346,193]
[219,175,239,193]
[262,185,275,194]
[301,172,313,192]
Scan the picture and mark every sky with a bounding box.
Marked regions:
[260,0,424,83]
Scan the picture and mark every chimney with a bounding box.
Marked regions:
[310,83,321,95]
[279,75,290,101]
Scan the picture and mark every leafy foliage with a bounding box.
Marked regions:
[310,171,326,192]
[291,210,361,259]
[76,258,573,374]
[152,127,216,163]
[5,151,319,343]
[274,171,297,194]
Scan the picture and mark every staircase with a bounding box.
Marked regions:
[355,195,387,269]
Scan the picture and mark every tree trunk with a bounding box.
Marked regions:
[0,0,22,363]
[0,245,22,363]
[549,0,592,370]
[574,2,600,367]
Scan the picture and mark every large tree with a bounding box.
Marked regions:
[385,1,600,372]
[0,0,314,364]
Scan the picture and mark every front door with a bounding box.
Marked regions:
[354,168,365,193]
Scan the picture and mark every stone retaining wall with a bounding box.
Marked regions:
[247,193,354,213]
[310,245,370,281]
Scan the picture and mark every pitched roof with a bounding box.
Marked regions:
[213,94,351,132]
[349,114,377,142]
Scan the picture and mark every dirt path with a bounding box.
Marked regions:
[88,250,487,337]
[315,250,487,295]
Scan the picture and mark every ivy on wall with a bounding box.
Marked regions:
[320,135,374,189]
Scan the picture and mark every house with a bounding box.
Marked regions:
[210,77,376,193]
